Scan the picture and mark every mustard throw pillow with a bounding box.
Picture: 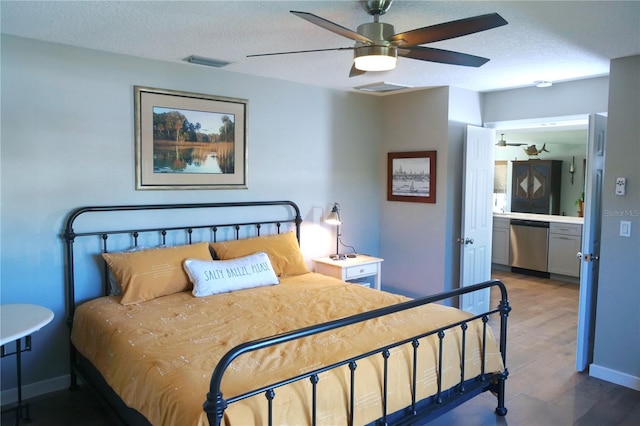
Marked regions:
[210,232,308,277]
[102,242,213,305]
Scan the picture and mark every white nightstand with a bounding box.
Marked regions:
[313,255,383,290]
[1,304,54,424]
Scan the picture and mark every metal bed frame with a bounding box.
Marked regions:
[63,201,509,425]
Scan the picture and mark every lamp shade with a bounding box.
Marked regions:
[325,204,342,225]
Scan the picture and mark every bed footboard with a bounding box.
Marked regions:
[204,279,510,425]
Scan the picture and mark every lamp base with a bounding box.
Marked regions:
[330,254,357,260]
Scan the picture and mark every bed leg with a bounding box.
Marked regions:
[494,369,508,416]
[204,391,227,426]
[69,370,78,391]
[69,344,78,391]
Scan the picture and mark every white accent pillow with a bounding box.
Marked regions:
[184,251,279,297]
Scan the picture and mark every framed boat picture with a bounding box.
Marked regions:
[387,151,436,203]
[134,86,248,190]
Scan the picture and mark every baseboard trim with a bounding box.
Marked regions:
[549,273,580,284]
[0,374,69,405]
[590,363,640,391]
[491,263,511,272]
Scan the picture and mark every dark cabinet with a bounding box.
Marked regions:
[511,160,562,215]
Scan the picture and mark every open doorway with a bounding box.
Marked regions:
[483,114,604,371]
[488,116,589,217]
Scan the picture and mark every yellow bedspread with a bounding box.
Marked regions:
[71,273,504,426]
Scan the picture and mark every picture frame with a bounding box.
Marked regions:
[134,86,248,190]
[387,151,436,203]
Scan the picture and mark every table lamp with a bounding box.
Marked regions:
[325,203,345,260]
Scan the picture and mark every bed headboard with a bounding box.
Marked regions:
[62,201,302,328]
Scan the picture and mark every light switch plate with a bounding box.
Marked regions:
[620,220,631,237]
[615,177,626,195]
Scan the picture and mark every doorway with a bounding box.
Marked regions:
[484,114,603,371]
[489,116,589,217]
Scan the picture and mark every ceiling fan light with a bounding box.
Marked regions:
[354,46,397,71]
[354,55,396,71]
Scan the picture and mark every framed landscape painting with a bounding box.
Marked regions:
[135,86,248,190]
[387,151,436,203]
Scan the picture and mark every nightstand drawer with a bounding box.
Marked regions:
[345,263,378,279]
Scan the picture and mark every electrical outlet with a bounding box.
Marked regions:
[620,221,631,237]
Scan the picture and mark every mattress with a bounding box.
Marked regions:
[71,272,504,425]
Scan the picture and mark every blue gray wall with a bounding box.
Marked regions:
[0,35,382,397]
[2,34,637,401]
[591,55,640,389]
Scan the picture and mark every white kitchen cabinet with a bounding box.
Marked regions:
[548,222,582,277]
[492,217,510,265]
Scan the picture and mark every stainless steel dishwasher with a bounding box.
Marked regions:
[509,219,550,273]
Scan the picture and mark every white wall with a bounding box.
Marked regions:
[0,35,382,395]
[591,55,640,389]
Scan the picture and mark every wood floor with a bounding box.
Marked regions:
[432,270,640,426]
[2,270,639,425]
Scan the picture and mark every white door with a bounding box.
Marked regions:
[576,113,607,371]
[460,125,495,314]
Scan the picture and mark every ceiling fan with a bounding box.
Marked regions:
[495,133,526,147]
[247,0,508,77]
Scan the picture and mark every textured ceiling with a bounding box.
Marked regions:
[1,1,639,94]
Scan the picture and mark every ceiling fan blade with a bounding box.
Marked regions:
[290,10,373,44]
[389,13,508,46]
[496,142,527,147]
[400,46,490,67]
[349,64,366,78]
[247,47,353,58]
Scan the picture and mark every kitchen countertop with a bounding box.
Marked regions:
[493,212,584,225]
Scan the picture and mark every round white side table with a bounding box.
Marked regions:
[1,304,54,425]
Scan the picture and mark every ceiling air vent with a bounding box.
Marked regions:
[183,55,231,68]
[354,82,411,93]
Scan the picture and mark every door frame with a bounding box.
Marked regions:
[485,114,603,370]
[576,113,607,370]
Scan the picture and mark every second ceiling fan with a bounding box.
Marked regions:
[495,134,526,147]
[248,0,508,77]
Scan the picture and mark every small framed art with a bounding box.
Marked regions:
[387,151,436,203]
[134,86,248,190]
